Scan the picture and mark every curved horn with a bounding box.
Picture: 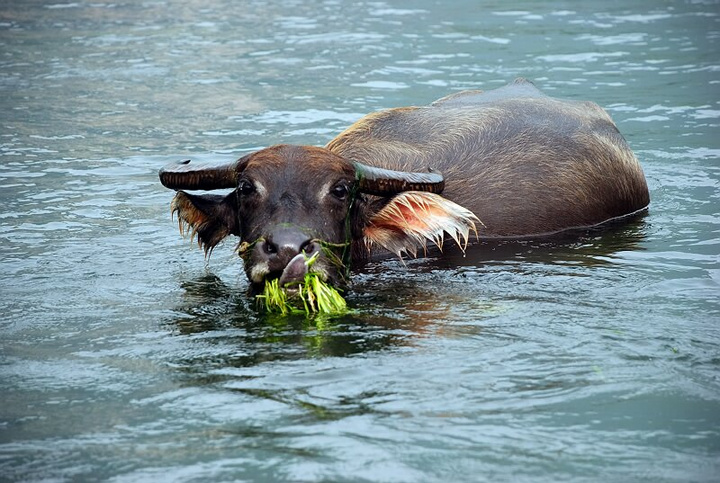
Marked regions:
[353,162,445,196]
[159,159,241,191]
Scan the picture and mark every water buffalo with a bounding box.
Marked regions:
[159,78,649,292]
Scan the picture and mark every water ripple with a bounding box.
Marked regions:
[1,0,719,481]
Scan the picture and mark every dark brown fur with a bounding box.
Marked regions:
[161,78,649,290]
[327,78,649,237]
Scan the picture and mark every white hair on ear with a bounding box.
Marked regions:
[363,192,481,258]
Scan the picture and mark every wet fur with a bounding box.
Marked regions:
[364,192,480,257]
[171,191,238,256]
[327,78,649,237]
[165,78,649,283]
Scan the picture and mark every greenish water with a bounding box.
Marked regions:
[1,1,719,481]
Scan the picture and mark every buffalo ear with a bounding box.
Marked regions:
[363,192,481,258]
[170,191,239,256]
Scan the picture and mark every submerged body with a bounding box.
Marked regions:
[327,79,649,237]
[159,79,649,292]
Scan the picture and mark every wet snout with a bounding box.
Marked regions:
[257,226,320,284]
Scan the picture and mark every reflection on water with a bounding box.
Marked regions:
[1,0,719,481]
[171,273,422,361]
[165,213,652,367]
[421,212,651,269]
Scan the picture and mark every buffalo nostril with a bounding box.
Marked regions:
[263,240,278,255]
[300,240,319,256]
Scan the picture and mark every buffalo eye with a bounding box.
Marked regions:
[330,183,350,201]
[238,179,255,197]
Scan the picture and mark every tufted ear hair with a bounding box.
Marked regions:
[363,192,481,258]
[170,191,240,256]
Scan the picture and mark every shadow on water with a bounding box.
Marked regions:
[165,272,420,369]
[414,211,651,271]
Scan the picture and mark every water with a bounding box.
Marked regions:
[1,1,719,481]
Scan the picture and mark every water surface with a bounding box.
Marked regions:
[1,1,719,481]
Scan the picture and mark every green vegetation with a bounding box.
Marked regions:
[256,254,348,316]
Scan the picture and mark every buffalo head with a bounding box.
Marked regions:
[159,144,478,293]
